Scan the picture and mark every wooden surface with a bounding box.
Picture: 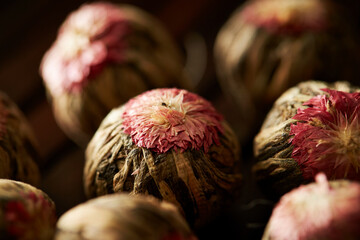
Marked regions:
[1,1,359,239]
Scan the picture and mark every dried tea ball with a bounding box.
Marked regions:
[0,179,57,240]
[85,88,241,228]
[55,193,197,240]
[0,91,40,186]
[40,2,192,147]
[214,0,360,136]
[263,173,360,240]
[253,80,360,198]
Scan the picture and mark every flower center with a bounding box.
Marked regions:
[332,116,360,172]
[59,30,90,59]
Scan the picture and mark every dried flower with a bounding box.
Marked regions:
[41,2,128,95]
[290,89,360,181]
[253,80,360,197]
[55,193,197,240]
[214,0,360,140]
[0,91,40,186]
[85,88,241,228]
[40,2,192,146]
[241,0,328,35]
[263,173,360,240]
[0,179,57,240]
[121,88,223,153]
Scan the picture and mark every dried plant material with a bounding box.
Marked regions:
[214,0,360,137]
[0,91,40,186]
[263,173,360,240]
[85,88,241,227]
[55,193,197,240]
[40,2,192,147]
[241,0,329,34]
[290,89,360,180]
[253,80,360,197]
[0,179,57,240]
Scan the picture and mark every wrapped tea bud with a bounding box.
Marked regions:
[85,88,241,227]
[214,0,360,135]
[0,91,40,186]
[55,193,197,240]
[253,80,360,198]
[263,173,360,240]
[40,2,192,146]
[0,179,57,240]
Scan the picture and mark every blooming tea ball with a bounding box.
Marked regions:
[0,91,40,186]
[55,193,197,240]
[253,80,360,197]
[40,2,192,146]
[0,179,57,240]
[263,173,360,240]
[214,0,360,135]
[84,88,241,227]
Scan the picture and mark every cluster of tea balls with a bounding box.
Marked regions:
[3,0,360,239]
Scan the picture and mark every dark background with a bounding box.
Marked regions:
[0,0,359,239]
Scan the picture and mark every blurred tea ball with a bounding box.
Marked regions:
[55,193,197,240]
[214,0,360,135]
[0,91,40,186]
[0,179,57,240]
[263,173,360,240]
[84,88,242,227]
[40,2,192,146]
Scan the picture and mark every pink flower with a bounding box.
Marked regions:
[5,201,31,237]
[267,173,360,240]
[122,88,224,153]
[40,2,128,96]
[4,192,56,238]
[290,88,360,180]
[241,0,328,35]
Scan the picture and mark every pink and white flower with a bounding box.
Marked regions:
[241,0,328,34]
[122,88,224,153]
[40,2,128,96]
[267,173,360,240]
[290,89,360,180]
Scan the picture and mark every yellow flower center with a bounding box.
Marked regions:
[333,122,360,175]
